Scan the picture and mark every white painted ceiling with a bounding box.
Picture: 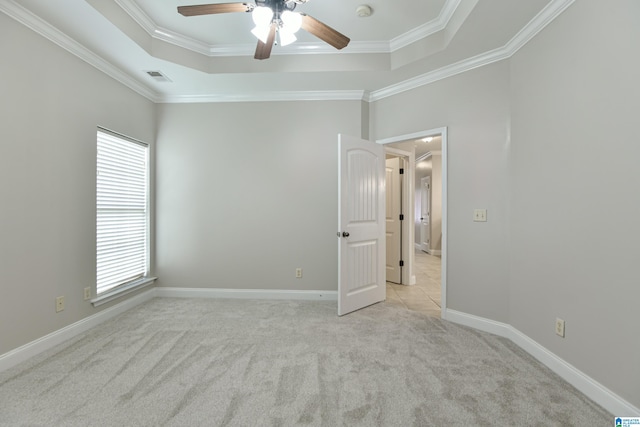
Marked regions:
[3,0,566,102]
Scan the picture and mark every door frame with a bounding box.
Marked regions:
[377,127,448,319]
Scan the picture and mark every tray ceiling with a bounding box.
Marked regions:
[1,0,574,102]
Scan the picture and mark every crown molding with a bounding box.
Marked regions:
[114,0,222,56]
[159,90,366,104]
[153,38,389,57]
[115,0,459,57]
[390,0,461,51]
[503,0,575,53]
[369,0,575,102]
[416,151,443,163]
[0,0,160,102]
[368,45,511,102]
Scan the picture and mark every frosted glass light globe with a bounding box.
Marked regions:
[252,6,273,27]
[281,10,302,33]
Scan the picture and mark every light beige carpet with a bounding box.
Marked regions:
[0,298,611,426]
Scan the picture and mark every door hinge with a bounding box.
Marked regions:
[399,260,404,267]
[399,214,404,221]
[399,168,404,175]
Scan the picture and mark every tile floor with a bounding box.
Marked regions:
[386,249,441,317]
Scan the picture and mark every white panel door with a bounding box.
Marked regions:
[338,134,386,316]
[420,176,431,252]
[385,157,402,284]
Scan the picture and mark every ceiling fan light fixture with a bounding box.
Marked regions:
[279,30,297,46]
[251,6,274,43]
[281,10,302,34]
[252,6,273,27]
[178,1,350,60]
[251,25,271,43]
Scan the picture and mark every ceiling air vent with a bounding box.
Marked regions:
[145,70,171,82]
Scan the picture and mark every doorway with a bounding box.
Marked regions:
[379,128,447,319]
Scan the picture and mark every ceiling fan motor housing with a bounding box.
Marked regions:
[255,0,297,13]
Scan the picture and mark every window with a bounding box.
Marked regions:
[96,128,149,296]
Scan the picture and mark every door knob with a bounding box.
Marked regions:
[342,232,350,238]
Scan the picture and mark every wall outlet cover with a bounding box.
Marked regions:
[473,209,487,222]
[555,318,565,337]
[55,296,65,313]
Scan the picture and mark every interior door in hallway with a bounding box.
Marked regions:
[385,157,402,284]
[338,134,386,316]
[420,176,431,252]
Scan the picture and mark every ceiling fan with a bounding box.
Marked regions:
[178,0,350,60]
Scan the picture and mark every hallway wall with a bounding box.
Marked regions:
[372,61,512,323]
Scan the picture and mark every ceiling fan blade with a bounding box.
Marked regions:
[300,14,350,50]
[178,3,251,16]
[254,23,277,60]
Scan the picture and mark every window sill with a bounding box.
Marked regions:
[91,277,157,307]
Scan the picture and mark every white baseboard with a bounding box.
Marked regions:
[445,309,511,336]
[413,244,441,257]
[155,287,338,301]
[0,288,155,373]
[446,309,640,417]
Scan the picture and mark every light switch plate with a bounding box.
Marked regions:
[473,209,487,222]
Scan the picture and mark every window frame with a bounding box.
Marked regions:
[93,127,154,306]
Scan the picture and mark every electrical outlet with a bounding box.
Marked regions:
[55,296,65,313]
[473,209,487,222]
[295,268,303,278]
[555,318,565,337]
[84,287,91,301]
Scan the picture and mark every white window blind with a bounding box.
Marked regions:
[96,129,149,295]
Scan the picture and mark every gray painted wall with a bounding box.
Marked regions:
[508,0,640,408]
[155,101,361,291]
[0,13,156,355]
[371,61,513,323]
